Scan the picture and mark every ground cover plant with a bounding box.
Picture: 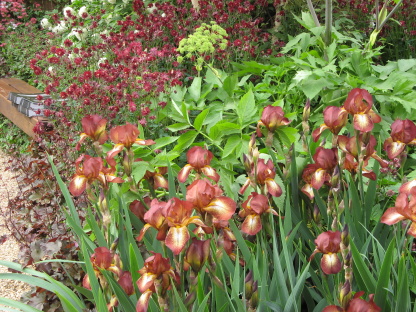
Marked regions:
[1,0,416,311]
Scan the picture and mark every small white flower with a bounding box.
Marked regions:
[58,21,68,32]
[48,66,54,74]
[146,3,157,14]
[40,18,51,29]
[107,0,116,4]
[68,52,76,60]
[70,28,87,41]
[78,6,88,18]
[63,6,75,18]
[161,13,166,18]
[52,21,68,34]
[97,57,107,67]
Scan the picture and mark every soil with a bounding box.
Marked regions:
[0,150,31,303]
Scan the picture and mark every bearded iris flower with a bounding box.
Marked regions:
[312,106,348,142]
[309,231,342,275]
[137,198,206,255]
[381,186,416,237]
[69,155,123,196]
[87,247,121,282]
[76,115,108,150]
[301,147,338,199]
[239,158,283,197]
[186,179,236,222]
[178,146,220,183]
[343,88,381,133]
[136,199,170,242]
[106,123,155,167]
[256,105,291,135]
[136,253,179,312]
[239,192,278,235]
[323,291,381,312]
[337,135,388,180]
[164,198,206,255]
[383,119,416,160]
[143,166,168,189]
[118,271,134,296]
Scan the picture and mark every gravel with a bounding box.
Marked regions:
[0,150,31,303]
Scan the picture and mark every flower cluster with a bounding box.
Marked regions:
[69,115,155,197]
[303,88,388,199]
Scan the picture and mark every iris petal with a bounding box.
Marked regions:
[241,214,262,235]
[380,207,406,225]
[165,226,190,255]
[321,253,341,275]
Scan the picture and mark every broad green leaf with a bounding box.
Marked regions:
[152,136,179,150]
[326,41,337,63]
[205,67,223,87]
[351,51,370,78]
[188,76,202,101]
[181,101,191,124]
[276,127,298,147]
[301,77,333,99]
[132,161,152,182]
[171,99,186,120]
[209,121,241,141]
[151,150,180,166]
[222,74,238,97]
[398,59,416,72]
[173,130,198,152]
[166,123,190,132]
[194,108,210,131]
[301,11,318,29]
[236,89,257,127]
[222,135,241,158]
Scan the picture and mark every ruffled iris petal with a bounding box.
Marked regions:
[380,207,406,225]
[321,253,341,275]
[165,226,190,255]
[69,175,87,196]
[241,214,262,236]
[204,196,236,221]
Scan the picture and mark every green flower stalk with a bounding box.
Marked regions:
[154,279,169,312]
[340,225,353,309]
[184,238,211,308]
